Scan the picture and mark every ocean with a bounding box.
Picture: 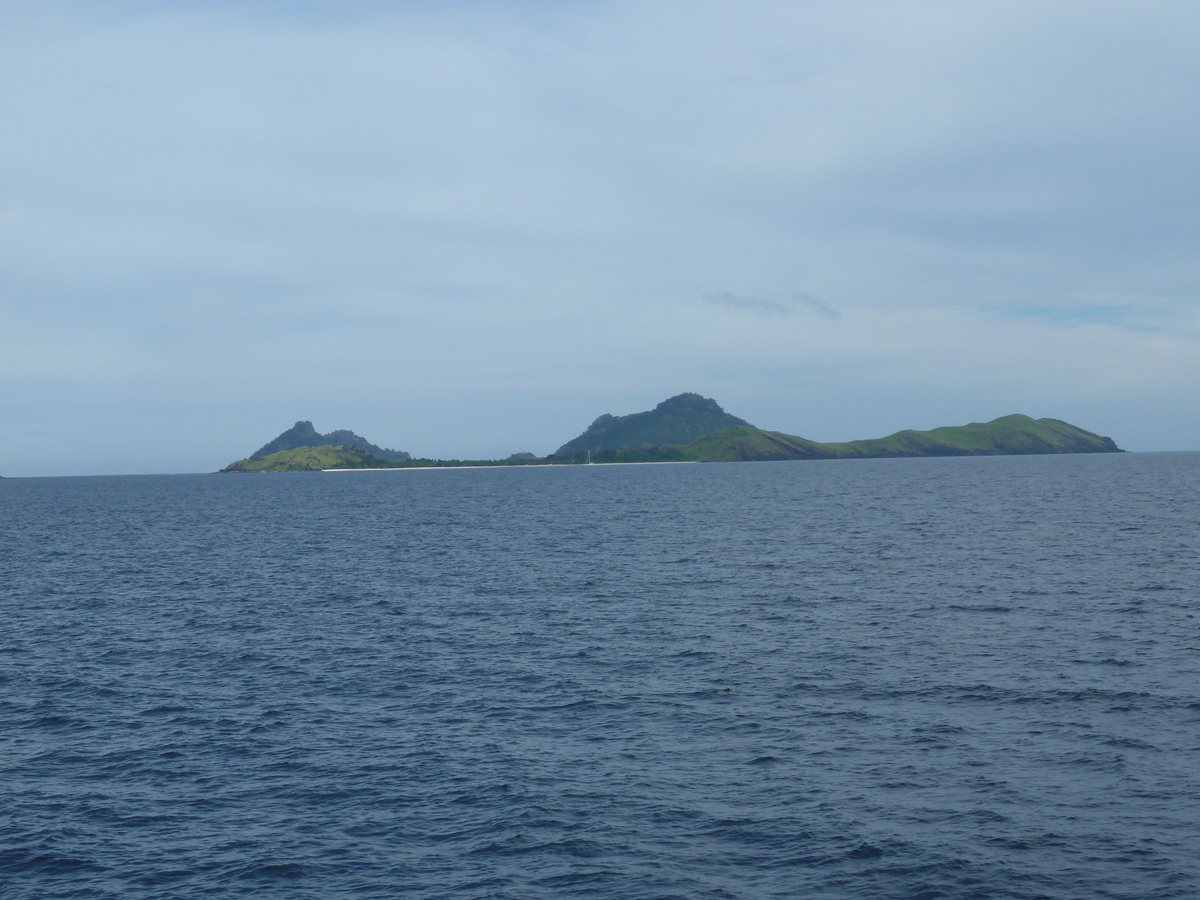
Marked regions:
[2,452,1198,899]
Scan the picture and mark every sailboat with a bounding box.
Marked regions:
[585,450,596,465]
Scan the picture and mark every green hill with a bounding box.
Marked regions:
[251,421,410,460]
[677,414,1121,462]
[554,393,752,455]
[682,426,833,461]
[220,445,389,473]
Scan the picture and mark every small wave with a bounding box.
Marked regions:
[847,843,884,859]
[139,704,191,715]
[235,862,305,880]
[0,850,106,876]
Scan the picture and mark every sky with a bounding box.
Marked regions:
[2,1,1199,475]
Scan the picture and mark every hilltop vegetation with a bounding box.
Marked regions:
[555,393,752,455]
[251,421,410,460]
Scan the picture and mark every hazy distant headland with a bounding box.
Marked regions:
[218,393,1122,473]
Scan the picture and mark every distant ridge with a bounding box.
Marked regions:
[251,421,410,461]
[219,398,1122,472]
[675,414,1122,462]
[555,393,752,455]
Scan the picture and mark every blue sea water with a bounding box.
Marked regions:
[1,452,1199,899]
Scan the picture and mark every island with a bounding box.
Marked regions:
[248,421,410,461]
[218,395,1122,472]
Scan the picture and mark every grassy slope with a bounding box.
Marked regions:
[687,415,1120,462]
[682,426,835,461]
[220,445,388,472]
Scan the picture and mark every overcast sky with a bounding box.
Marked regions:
[3,1,1199,475]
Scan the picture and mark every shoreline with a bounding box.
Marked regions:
[322,460,702,472]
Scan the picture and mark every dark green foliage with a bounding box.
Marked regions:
[554,393,753,455]
[545,445,693,465]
